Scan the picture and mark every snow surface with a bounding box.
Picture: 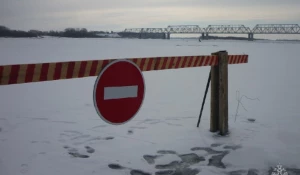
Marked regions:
[0,37,300,175]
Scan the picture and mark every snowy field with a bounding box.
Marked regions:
[0,37,300,175]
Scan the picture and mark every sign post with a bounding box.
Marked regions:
[93,60,145,125]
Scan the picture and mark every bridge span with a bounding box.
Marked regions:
[120,24,300,40]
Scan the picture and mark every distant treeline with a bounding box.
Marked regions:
[0,26,112,38]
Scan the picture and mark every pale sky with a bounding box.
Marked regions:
[1,0,300,31]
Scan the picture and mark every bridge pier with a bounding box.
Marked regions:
[165,33,171,39]
[248,33,254,41]
[201,33,209,40]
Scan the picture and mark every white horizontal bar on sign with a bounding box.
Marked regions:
[104,85,138,100]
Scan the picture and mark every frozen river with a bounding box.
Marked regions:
[0,37,300,175]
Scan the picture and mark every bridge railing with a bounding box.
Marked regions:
[167,25,206,33]
[123,24,300,35]
[252,24,300,34]
[205,25,252,34]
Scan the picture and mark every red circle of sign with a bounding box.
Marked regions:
[93,59,145,125]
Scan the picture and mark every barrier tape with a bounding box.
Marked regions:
[0,55,248,85]
[228,55,248,64]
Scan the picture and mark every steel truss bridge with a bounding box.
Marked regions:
[122,24,300,40]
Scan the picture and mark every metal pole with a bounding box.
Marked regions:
[197,70,211,127]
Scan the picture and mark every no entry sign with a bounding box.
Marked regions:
[93,60,145,125]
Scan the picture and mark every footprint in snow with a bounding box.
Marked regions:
[64,145,91,158]
[20,164,29,174]
[108,163,151,175]
[128,130,134,135]
[143,155,162,164]
[105,137,114,140]
[157,150,177,155]
[85,146,95,153]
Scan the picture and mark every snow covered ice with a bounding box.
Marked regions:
[0,37,300,175]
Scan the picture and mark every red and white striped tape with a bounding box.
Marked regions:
[228,55,248,64]
[0,55,248,85]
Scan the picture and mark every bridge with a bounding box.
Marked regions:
[120,24,300,40]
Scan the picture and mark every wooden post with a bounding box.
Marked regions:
[210,51,228,135]
[210,52,219,132]
[218,51,228,135]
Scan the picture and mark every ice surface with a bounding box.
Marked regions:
[0,37,300,175]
